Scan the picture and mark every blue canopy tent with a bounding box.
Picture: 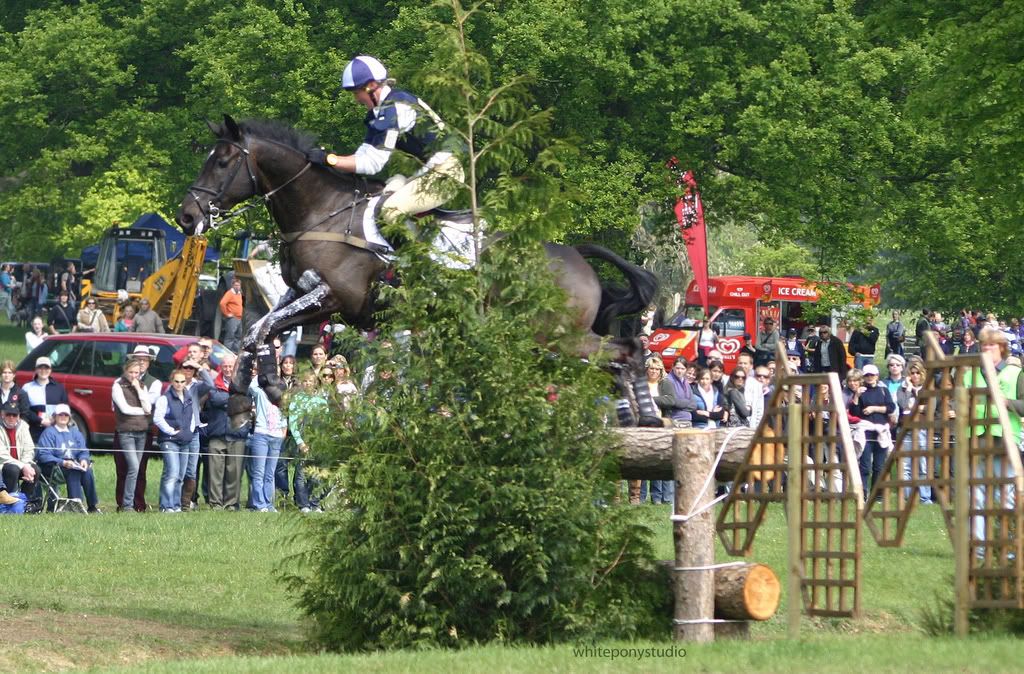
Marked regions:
[80,213,220,271]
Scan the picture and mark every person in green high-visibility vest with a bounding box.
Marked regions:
[964,327,1024,556]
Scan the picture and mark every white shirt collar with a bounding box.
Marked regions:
[373,85,393,114]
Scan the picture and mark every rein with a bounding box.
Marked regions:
[191,135,384,253]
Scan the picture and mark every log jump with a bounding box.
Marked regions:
[611,426,755,481]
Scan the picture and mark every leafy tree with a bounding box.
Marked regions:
[0,0,1019,312]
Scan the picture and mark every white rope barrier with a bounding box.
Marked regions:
[673,561,747,572]
[670,425,745,522]
[29,444,308,462]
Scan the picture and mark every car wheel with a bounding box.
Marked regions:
[70,410,91,447]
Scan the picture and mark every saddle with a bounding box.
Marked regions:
[366,195,479,270]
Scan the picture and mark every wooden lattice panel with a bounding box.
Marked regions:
[863,332,1024,609]
[862,337,956,545]
[717,344,863,617]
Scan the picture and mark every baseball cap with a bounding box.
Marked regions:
[1,399,19,415]
[862,364,880,376]
[35,356,52,368]
[131,345,154,358]
[786,348,802,358]
[53,403,71,416]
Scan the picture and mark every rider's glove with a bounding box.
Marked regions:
[306,147,328,165]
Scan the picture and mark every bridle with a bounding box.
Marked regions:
[184,132,384,253]
[185,136,312,232]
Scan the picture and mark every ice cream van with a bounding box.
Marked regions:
[648,276,880,371]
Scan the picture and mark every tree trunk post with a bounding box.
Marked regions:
[673,429,716,642]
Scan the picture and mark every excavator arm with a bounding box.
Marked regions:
[140,235,207,333]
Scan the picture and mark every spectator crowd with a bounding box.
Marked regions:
[627,308,1024,506]
[3,298,1024,518]
[0,335,365,514]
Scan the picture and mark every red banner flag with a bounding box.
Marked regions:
[668,158,709,316]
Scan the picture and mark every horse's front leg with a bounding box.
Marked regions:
[241,270,333,351]
[241,287,299,353]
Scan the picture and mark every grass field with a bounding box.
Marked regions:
[0,323,27,364]
[1,457,1006,673]
[0,319,1018,672]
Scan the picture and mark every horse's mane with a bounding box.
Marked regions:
[236,118,383,191]
[238,119,317,155]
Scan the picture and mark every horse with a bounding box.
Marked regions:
[175,115,656,371]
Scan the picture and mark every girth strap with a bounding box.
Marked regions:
[278,229,392,255]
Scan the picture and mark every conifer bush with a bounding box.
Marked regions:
[282,0,665,650]
[284,234,665,650]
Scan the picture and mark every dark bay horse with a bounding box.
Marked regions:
[176,115,656,366]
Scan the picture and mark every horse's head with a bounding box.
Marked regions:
[176,114,257,236]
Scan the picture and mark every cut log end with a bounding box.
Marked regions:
[743,564,781,620]
[715,563,781,621]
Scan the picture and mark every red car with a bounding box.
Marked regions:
[16,333,232,446]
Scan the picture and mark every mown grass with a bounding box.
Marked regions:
[0,323,27,364]
[0,468,985,673]
[92,634,1024,674]
[0,326,1014,672]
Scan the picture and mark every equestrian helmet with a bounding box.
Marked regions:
[341,55,388,90]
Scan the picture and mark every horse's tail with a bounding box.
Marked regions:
[575,244,658,336]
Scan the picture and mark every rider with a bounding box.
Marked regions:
[306,55,465,230]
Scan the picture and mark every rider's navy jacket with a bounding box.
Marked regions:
[362,89,437,162]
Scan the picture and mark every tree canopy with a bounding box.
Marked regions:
[0,0,1019,312]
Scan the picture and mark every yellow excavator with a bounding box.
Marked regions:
[80,225,207,333]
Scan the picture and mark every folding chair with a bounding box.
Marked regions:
[36,466,86,514]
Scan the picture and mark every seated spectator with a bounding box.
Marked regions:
[0,399,36,503]
[36,404,101,513]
